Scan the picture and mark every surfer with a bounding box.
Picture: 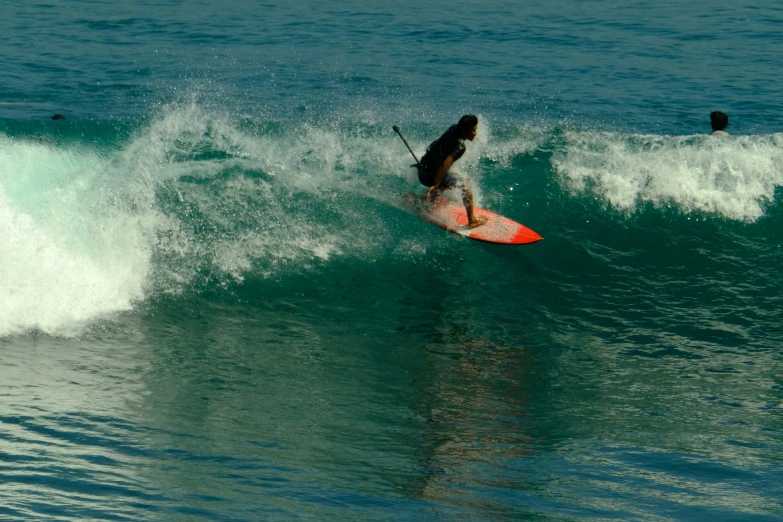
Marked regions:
[419,115,488,228]
[710,111,729,136]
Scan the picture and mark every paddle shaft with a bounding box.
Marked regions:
[392,125,421,165]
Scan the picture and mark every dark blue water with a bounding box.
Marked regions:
[2,1,783,520]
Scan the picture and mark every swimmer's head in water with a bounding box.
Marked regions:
[710,111,728,131]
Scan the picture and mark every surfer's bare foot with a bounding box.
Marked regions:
[468,216,488,228]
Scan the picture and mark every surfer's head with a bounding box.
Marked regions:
[710,111,729,131]
[457,114,479,141]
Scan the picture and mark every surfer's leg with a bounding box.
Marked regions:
[426,173,454,205]
[461,179,488,228]
[428,186,446,206]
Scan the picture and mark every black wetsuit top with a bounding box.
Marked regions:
[418,125,466,186]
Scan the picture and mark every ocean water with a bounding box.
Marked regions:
[2,0,782,520]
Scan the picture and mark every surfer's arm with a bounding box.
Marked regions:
[433,156,453,188]
[425,156,454,199]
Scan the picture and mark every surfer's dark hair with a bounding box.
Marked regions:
[710,111,729,131]
[456,114,478,137]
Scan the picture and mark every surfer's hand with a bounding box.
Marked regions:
[425,186,437,201]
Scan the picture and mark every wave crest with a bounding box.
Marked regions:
[552,130,783,221]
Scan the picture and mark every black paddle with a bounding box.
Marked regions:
[392,125,422,167]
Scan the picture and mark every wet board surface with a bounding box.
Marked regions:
[407,194,543,245]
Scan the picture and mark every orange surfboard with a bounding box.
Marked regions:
[408,194,542,245]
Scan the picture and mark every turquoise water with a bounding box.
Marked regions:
[2,1,783,520]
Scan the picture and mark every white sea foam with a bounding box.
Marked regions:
[0,139,152,336]
[553,130,783,221]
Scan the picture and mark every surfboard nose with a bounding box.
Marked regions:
[511,227,543,244]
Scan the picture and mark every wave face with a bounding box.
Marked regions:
[2,106,782,336]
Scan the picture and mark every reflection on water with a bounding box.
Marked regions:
[1,250,782,519]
